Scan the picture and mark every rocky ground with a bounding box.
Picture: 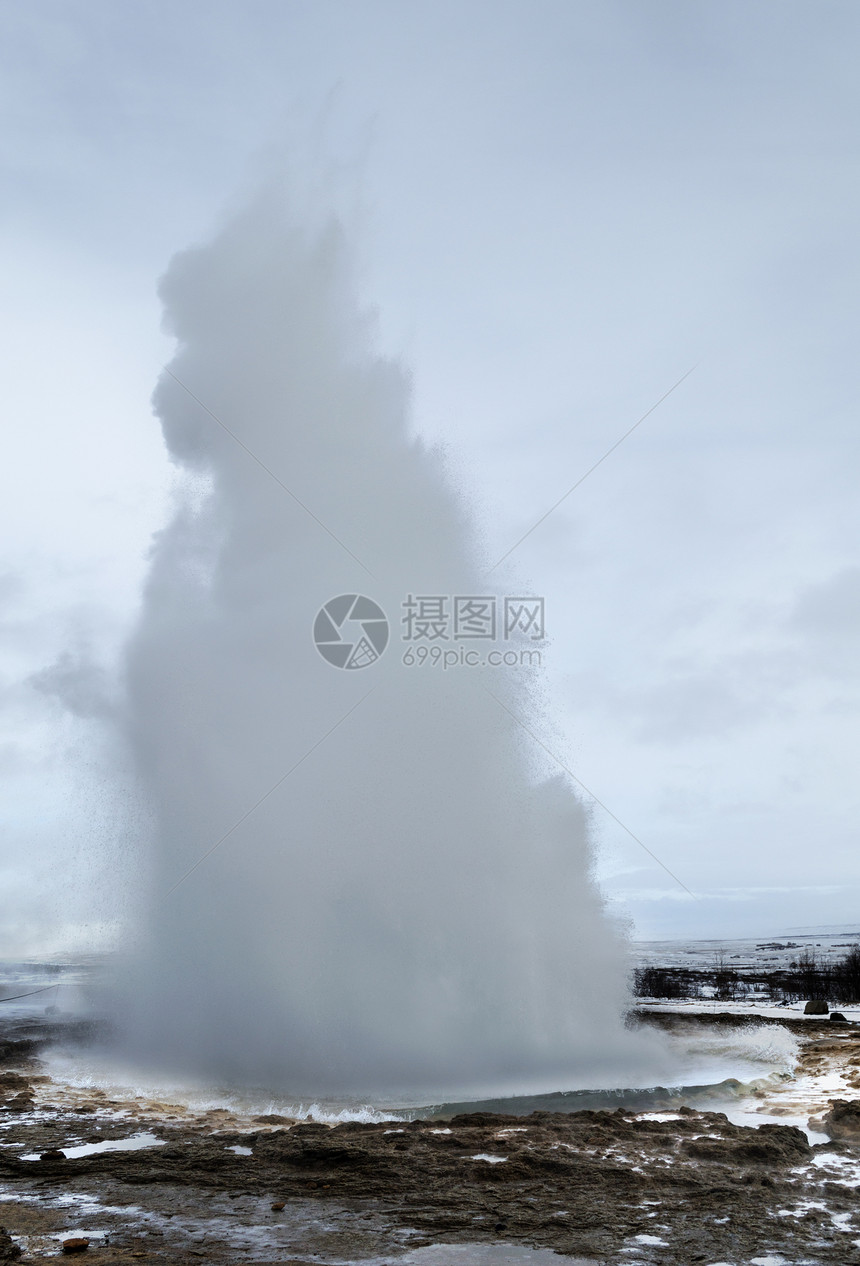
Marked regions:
[2,1011,860,1264]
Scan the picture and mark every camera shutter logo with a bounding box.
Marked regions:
[313,594,390,670]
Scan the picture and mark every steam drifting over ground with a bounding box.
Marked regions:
[115,181,655,1098]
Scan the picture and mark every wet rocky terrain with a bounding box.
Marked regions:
[2,1012,860,1264]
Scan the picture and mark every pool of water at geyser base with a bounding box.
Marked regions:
[38,1018,802,1127]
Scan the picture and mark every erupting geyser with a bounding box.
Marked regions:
[118,181,648,1098]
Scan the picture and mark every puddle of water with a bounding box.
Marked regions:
[226,1144,253,1155]
[385,1247,598,1265]
[20,1132,165,1161]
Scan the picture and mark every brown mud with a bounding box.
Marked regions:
[2,1011,860,1264]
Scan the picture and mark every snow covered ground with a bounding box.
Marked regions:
[633,927,860,975]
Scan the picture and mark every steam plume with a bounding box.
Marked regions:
[119,182,648,1098]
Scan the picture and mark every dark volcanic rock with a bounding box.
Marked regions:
[804,999,829,1015]
[815,1099,860,1144]
[2,1093,34,1113]
[0,1074,31,1092]
[0,1227,20,1261]
[681,1123,811,1165]
[0,1039,40,1067]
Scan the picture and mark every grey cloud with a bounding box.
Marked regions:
[790,566,860,641]
[29,651,114,719]
[0,571,24,606]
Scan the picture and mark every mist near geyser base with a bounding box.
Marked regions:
[114,181,658,1100]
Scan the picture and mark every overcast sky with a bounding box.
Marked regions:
[2,0,859,950]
